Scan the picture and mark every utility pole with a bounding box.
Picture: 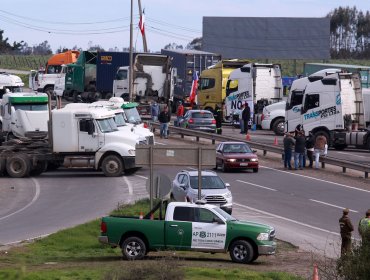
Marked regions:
[138,0,148,52]
[129,0,134,102]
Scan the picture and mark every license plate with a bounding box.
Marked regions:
[240,163,249,166]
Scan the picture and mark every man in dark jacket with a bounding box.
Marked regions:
[242,103,251,134]
[283,132,295,169]
[306,131,315,168]
[158,106,171,139]
[214,104,223,134]
[339,208,354,256]
[294,131,306,170]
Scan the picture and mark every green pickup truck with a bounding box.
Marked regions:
[99,201,276,264]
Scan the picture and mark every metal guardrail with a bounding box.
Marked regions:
[149,122,370,179]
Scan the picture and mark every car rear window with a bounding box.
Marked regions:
[189,176,226,189]
[192,112,213,118]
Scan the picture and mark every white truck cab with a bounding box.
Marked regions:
[0,72,24,97]
[0,92,49,139]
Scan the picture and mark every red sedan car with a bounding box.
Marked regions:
[216,142,259,172]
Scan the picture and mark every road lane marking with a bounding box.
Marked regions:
[261,166,370,193]
[234,202,339,236]
[135,175,148,179]
[337,152,366,158]
[123,176,133,195]
[309,199,358,213]
[0,178,40,222]
[236,180,277,191]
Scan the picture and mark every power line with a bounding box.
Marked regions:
[146,17,201,33]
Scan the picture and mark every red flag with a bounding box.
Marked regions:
[189,71,199,105]
[139,9,145,36]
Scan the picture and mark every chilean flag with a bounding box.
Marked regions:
[138,9,145,36]
[189,71,199,105]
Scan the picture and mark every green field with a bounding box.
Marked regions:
[0,199,304,280]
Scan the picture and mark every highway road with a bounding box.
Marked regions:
[1,134,369,260]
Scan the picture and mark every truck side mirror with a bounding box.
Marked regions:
[87,120,95,135]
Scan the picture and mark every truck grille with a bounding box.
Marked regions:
[205,195,227,204]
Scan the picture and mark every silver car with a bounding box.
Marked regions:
[172,170,233,214]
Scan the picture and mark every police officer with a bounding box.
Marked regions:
[339,208,354,256]
[358,209,370,244]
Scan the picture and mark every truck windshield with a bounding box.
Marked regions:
[97,117,118,133]
[124,108,142,124]
[13,103,48,111]
[114,113,127,127]
[190,176,226,189]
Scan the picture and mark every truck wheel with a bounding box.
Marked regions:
[101,155,124,177]
[6,154,31,178]
[272,118,285,136]
[229,240,254,264]
[122,236,147,260]
[0,158,6,176]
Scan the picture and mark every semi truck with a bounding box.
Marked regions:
[300,72,370,150]
[197,59,250,114]
[29,50,80,96]
[99,200,276,263]
[0,72,24,98]
[260,69,341,135]
[63,51,130,102]
[112,54,173,119]
[0,105,139,178]
[0,92,49,141]
[160,49,221,112]
[224,63,283,126]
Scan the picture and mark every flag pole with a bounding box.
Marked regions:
[138,0,148,52]
[129,0,134,102]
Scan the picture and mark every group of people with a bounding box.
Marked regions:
[339,208,370,256]
[283,126,327,170]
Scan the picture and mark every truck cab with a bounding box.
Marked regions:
[0,92,49,140]
[99,201,276,263]
[0,72,24,98]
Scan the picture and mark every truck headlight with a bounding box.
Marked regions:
[226,159,236,162]
[128,149,135,156]
[257,232,269,241]
[250,158,258,162]
[224,191,232,198]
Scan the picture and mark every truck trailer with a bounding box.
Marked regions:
[161,49,221,112]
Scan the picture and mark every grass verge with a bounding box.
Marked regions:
[0,199,303,280]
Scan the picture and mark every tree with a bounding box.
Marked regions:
[32,40,53,55]
[186,37,202,50]
[163,43,183,50]
[87,41,105,52]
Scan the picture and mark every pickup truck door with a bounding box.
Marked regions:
[165,206,227,251]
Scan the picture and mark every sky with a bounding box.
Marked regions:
[0,0,368,53]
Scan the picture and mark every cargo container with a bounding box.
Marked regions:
[161,49,221,112]
[63,51,130,102]
[303,63,370,89]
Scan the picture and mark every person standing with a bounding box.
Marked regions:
[358,209,370,244]
[283,132,295,169]
[176,101,184,126]
[314,134,327,169]
[214,104,223,135]
[339,208,354,256]
[242,103,251,135]
[294,131,306,170]
[150,101,159,122]
[158,106,171,139]
[239,104,244,134]
[306,131,315,168]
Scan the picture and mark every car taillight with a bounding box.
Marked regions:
[212,119,216,124]
[101,221,107,233]
[189,118,194,124]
